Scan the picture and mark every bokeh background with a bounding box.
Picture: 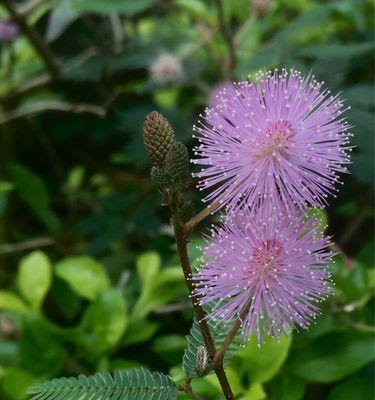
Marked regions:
[0,0,373,399]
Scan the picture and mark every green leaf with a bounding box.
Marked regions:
[19,314,65,377]
[28,368,178,400]
[297,42,374,60]
[289,331,375,382]
[55,256,110,300]
[136,252,161,293]
[72,0,156,15]
[7,163,59,231]
[240,383,266,400]
[81,288,127,355]
[3,367,36,400]
[0,339,18,366]
[183,318,241,378]
[0,291,28,313]
[267,374,305,400]
[122,319,159,346]
[273,5,331,46]
[152,334,186,364]
[17,251,52,311]
[344,84,374,109]
[132,252,184,320]
[332,257,370,303]
[326,366,374,400]
[46,0,80,43]
[237,334,292,383]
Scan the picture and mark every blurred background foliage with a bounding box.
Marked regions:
[0,0,373,399]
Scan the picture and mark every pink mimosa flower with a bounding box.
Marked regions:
[192,69,352,212]
[192,205,334,344]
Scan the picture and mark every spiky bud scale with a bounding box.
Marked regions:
[150,166,170,191]
[143,111,175,165]
[165,142,190,183]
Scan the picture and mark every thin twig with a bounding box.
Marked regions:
[183,200,221,237]
[212,302,250,365]
[0,237,54,254]
[214,0,236,79]
[154,302,191,315]
[3,0,60,79]
[179,378,205,400]
[213,319,242,365]
[0,100,106,125]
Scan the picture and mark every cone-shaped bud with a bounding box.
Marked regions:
[143,111,175,165]
[165,141,190,183]
[150,165,170,191]
[178,200,195,222]
[195,345,209,377]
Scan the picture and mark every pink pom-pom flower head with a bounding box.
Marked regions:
[192,69,352,212]
[192,205,334,345]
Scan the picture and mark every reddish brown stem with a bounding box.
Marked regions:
[169,192,234,400]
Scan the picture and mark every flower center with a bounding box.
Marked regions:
[257,120,295,159]
[248,239,283,279]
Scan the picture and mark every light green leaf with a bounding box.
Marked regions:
[136,252,161,294]
[132,266,185,320]
[240,383,266,400]
[0,291,28,313]
[3,367,36,400]
[289,331,375,382]
[122,319,159,346]
[237,334,292,383]
[17,251,52,311]
[55,256,110,300]
[46,0,80,43]
[19,315,65,377]
[81,288,127,355]
[72,0,156,15]
[132,252,184,320]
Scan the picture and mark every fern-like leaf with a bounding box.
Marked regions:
[28,367,178,400]
[182,318,241,378]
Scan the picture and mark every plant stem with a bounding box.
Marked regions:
[214,0,236,79]
[169,192,234,400]
[213,318,242,364]
[3,0,59,79]
[183,200,221,237]
[179,378,205,400]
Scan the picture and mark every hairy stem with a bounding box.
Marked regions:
[169,191,234,399]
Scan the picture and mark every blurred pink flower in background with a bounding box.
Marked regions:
[0,20,19,42]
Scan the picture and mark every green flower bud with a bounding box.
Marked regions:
[165,141,190,183]
[143,111,175,166]
[150,165,170,191]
